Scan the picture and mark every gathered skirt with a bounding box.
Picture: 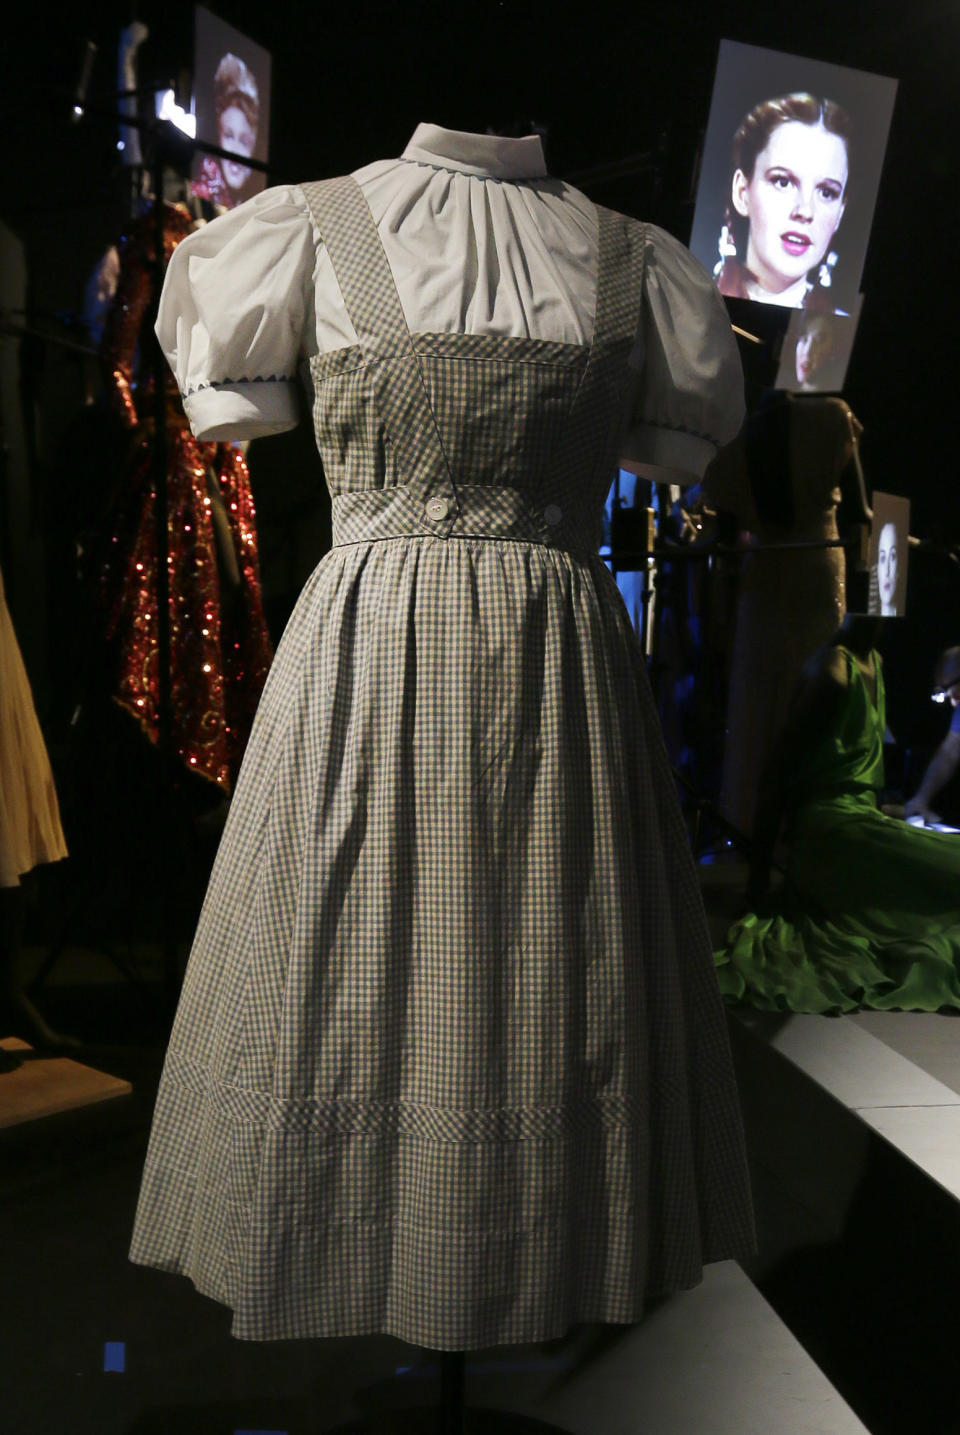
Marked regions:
[130,533,754,1347]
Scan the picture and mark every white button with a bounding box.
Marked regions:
[544,504,563,526]
[426,497,449,521]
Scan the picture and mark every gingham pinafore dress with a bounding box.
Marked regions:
[129,176,754,1349]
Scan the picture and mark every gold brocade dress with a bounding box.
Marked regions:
[95,205,273,792]
[704,394,859,836]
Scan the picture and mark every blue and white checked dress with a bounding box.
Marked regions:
[130,127,754,1349]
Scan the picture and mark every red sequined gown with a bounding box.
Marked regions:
[96,205,273,792]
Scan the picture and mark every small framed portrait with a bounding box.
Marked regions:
[191,6,272,211]
[773,296,863,393]
[689,40,897,316]
[865,491,911,618]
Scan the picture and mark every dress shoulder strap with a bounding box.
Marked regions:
[549,205,646,495]
[300,176,417,356]
[299,176,456,512]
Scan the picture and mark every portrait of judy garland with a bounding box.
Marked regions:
[689,40,898,319]
[715,92,852,312]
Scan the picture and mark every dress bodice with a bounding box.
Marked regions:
[787,646,886,808]
[298,176,646,559]
[155,127,745,495]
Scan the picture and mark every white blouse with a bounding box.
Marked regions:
[157,123,744,483]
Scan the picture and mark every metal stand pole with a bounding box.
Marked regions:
[440,1352,465,1435]
[148,162,181,1020]
[319,1347,574,1432]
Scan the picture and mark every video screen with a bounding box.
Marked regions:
[689,41,897,316]
[864,491,911,619]
[773,295,863,393]
[190,5,272,211]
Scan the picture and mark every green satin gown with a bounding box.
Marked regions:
[716,647,960,1012]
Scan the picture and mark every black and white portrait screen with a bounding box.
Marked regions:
[689,41,897,316]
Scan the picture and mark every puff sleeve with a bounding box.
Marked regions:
[155,185,316,441]
[620,224,745,486]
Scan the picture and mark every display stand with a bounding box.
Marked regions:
[324,1351,572,1434]
[0,1037,131,1127]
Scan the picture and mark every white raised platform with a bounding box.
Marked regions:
[736,1009,960,1202]
[484,1261,868,1435]
[849,1009,960,1096]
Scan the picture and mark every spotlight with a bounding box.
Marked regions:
[156,88,197,139]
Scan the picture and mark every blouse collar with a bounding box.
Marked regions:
[402,123,548,180]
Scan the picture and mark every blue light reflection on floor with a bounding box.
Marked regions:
[103,1342,126,1373]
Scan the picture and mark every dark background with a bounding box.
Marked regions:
[2,0,959,761]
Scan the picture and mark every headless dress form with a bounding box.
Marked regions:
[704,393,861,837]
[131,173,754,1354]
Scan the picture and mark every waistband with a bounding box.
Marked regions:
[331,485,597,558]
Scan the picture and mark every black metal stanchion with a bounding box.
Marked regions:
[440,1352,466,1435]
[148,155,179,1019]
[319,1347,576,1433]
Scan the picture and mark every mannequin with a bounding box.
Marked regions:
[905,646,960,825]
[129,125,755,1424]
[716,615,960,1013]
[704,391,868,836]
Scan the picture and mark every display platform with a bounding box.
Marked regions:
[736,1008,960,1202]
[0,1037,132,1129]
[469,1262,869,1435]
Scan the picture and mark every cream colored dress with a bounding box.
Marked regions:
[0,565,68,887]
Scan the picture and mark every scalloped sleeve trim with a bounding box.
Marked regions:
[183,378,299,441]
[618,423,717,487]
